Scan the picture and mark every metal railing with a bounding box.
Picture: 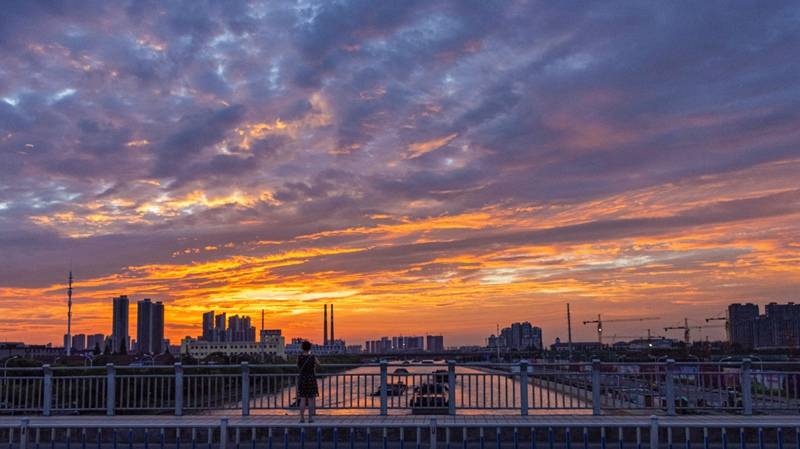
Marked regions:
[3,415,800,449]
[3,359,800,416]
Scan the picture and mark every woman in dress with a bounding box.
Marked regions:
[296,340,320,422]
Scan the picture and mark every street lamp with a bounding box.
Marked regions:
[3,355,20,378]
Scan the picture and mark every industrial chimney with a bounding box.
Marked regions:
[331,304,335,344]
[324,304,328,346]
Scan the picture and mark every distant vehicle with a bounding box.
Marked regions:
[402,360,411,365]
[394,368,410,374]
[409,383,449,414]
[411,360,420,364]
[421,360,435,365]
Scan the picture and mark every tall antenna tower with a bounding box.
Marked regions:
[66,271,73,356]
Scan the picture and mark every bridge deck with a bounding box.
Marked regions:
[3,415,799,428]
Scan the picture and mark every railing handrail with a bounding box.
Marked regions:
[8,360,800,371]
[6,358,800,417]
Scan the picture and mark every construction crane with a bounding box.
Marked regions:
[665,318,724,345]
[609,329,659,343]
[612,328,670,344]
[609,335,647,343]
[705,314,729,341]
[582,314,659,345]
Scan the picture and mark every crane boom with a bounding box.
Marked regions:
[665,317,724,344]
[582,314,659,345]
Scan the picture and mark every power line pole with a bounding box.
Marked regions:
[567,303,573,361]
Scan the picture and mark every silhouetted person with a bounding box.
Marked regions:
[297,340,319,422]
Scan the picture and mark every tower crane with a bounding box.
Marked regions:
[664,318,724,344]
[705,314,729,341]
[609,329,660,343]
[582,314,659,345]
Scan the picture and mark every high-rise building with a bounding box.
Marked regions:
[87,334,105,352]
[227,315,256,342]
[728,303,759,349]
[202,311,215,341]
[214,313,227,342]
[136,299,165,354]
[727,302,800,349]
[112,295,130,353]
[152,301,164,354]
[365,337,394,353]
[71,334,86,351]
[493,322,543,350]
[137,299,153,354]
[426,335,444,352]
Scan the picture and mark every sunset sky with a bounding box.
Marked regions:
[1,1,799,347]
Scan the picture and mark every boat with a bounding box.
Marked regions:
[433,369,449,384]
[371,382,407,397]
[409,383,449,414]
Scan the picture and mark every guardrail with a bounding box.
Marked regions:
[2,416,800,449]
[2,360,800,416]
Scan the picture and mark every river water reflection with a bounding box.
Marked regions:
[210,364,591,416]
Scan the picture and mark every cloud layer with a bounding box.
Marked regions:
[1,1,799,346]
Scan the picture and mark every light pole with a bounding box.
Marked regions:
[3,355,19,379]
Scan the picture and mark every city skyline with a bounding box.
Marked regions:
[1,3,799,346]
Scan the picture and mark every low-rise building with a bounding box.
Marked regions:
[1,342,63,360]
[181,332,285,359]
[285,338,347,356]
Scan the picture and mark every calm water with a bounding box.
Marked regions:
[224,364,591,416]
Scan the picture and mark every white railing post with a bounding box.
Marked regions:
[106,363,115,416]
[741,358,753,415]
[174,362,183,416]
[220,418,228,449]
[649,415,659,449]
[519,360,529,416]
[665,359,675,416]
[42,365,52,416]
[447,360,456,415]
[379,360,388,416]
[241,362,250,416]
[20,418,29,449]
[430,418,438,449]
[591,359,602,415]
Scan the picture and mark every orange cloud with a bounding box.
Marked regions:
[405,133,458,159]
